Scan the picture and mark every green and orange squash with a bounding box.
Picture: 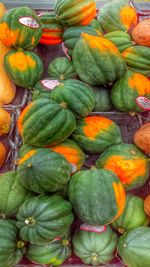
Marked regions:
[111,194,149,234]
[72,33,126,86]
[89,19,103,33]
[50,79,96,118]
[4,49,44,89]
[68,167,126,225]
[122,46,150,77]
[131,19,150,47]
[0,171,33,218]
[39,12,64,45]
[48,57,77,80]
[96,143,150,191]
[97,0,137,33]
[0,219,26,267]
[0,143,6,168]
[0,7,42,49]
[111,70,150,112]
[92,86,112,112]
[17,98,76,147]
[32,78,60,100]
[55,0,96,27]
[104,31,134,53]
[118,227,150,267]
[0,107,11,137]
[72,116,122,153]
[27,235,71,266]
[16,195,74,243]
[17,148,72,194]
[73,226,118,265]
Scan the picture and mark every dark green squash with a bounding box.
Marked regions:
[92,86,112,112]
[32,78,60,100]
[104,31,134,52]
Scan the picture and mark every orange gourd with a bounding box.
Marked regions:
[132,19,150,47]
[134,122,150,154]
[0,142,6,168]
[0,107,11,136]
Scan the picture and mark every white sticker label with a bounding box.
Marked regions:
[19,16,39,29]
[136,96,150,111]
[41,79,60,90]
[80,224,107,233]
[71,164,77,173]
[62,43,71,60]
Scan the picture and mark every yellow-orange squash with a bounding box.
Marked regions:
[0,3,6,19]
[134,122,150,154]
[0,143,6,168]
[132,19,150,47]
[144,195,150,217]
[0,108,11,136]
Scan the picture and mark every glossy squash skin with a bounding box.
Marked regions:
[96,143,150,191]
[0,7,42,49]
[73,33,126,86]
[55,0,96,27]
[16,195,74,243]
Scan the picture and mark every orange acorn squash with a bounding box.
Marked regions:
[132,19,150,47]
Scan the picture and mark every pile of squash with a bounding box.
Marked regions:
[0,1,150,267]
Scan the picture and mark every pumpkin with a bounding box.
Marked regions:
[17,147,72,194]
[16,195,74,243]
[0,6,16,105]
[92,86,112,112]
[111,194,149,234]
[48,57,77,80]
[32,78,60,100]
[122,46,150,77]
[0,108,11,136]
[0,171,33,218]
[72,33,126,86]
[63,26,101,57]
[134,122,150,154]
[17,98,76,147]
[144,195,150,217]
[39,12,64,45]
[68,167,126,225]
[0,6,42,49]
[104,30,134,52]
[118,227,150,267]
[0,143,6,168]
[4,49,44,89]
[49,139,86,173]
[55,0,96,27]
[50,79,96,118]
[131,19,150,47]
[73,226,118,265]
[96,143,150,191]
[72,116,122,153]
[111,70,150,112]
[97,0,137,33]
[27,235,71,266]
[0,219,26,267]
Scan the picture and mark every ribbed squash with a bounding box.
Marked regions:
[73,33,126,86]
[0,143,6,168]
[73,226,118,265]
[17,148,71,194]
[49,139,86,173]
[4,49,44,89]
[97,0,137,33]
[118,227,150,267]
[92,86,112,112]
[63,26,101,57]
[39,12,64,45]
[96,143,150,191]
[68,168,126,225]
[89,19,103,33]
[111,70,150,112]
[17,98,76,147]
[104,31,134,52]
[0,171,33,218]
[131,19,150,47]
[50,79,96,118]
[72,116,122,153]
[48,57,77,80]
[0,6,42,49]
[32,78,60,100]
[16,195,74,243]
[27,235,71,266]
[55,0,96,27]
[0,219,26,267]
[122,46,150,77]
[111,194,149,234]
[0,108,11,136]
